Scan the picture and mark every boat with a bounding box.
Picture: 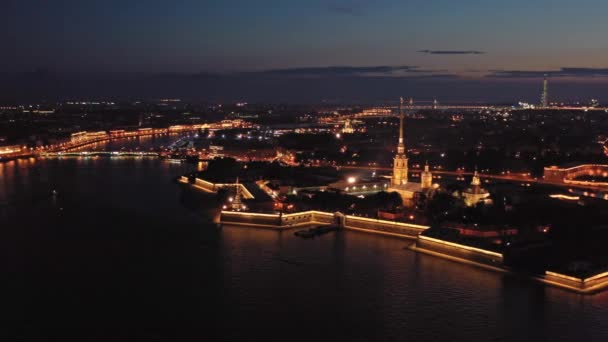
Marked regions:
[164,158,185,164]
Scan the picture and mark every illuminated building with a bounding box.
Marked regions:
[387,97,421,206]
[342,119,355,134]
[0,144,25,155]
[421,162,433,189]
[231,177,245,211]
[356,108,392,117]
[462,170,491,207]
[391,97,408,186]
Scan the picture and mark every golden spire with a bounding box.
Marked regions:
[398,97,405,155]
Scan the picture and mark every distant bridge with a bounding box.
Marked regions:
[544,164,608,187]
[344,106,495,119]
[41,151,159,158]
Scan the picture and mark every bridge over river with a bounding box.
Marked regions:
[41,151,159,158]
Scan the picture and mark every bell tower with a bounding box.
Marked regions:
[421,162,433,189]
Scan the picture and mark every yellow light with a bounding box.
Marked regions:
[546,271,583,283]
[347,177,356,184]
[584,271,608,283]
[418,235,503,258]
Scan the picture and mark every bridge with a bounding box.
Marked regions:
[0,122,240,162]
[544,164,608,187]
[41,151,159,158]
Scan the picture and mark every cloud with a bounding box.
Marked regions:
[418,50,486,55]
[327,0,374,16]
[328,4,359,15]
[487,67,608,78]
[255,66,425,77]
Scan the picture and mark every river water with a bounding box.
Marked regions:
[1,136,607,341]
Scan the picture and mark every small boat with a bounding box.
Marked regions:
[164,158,185,164]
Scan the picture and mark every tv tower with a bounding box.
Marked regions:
[540,75,549,108]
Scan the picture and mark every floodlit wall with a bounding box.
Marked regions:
[416,235,504,266]
[545,271,608,292]
[344,215,428,238]
[194,178,217,192]
[192,178,255,199]
[219,210,429,238]
[220,211,282,227]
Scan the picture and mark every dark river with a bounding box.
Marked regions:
[1,135,607,341]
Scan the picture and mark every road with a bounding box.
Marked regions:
[338,165,608,191]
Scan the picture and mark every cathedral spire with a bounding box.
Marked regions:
[398,97,405,155]
[391,97,409,187]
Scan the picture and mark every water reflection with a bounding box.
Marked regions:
[1,138,608,341]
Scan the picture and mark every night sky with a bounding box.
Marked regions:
[3,0,608,103]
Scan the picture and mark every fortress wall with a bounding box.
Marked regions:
[415,235,504,266]
[343,215,428,238]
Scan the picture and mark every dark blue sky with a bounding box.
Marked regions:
[3,0,608,103]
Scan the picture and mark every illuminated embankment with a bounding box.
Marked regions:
[543,271,608,294]
[413,235,504,268]
[219,209,608,294]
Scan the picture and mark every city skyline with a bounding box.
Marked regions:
[4,2,608,341]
